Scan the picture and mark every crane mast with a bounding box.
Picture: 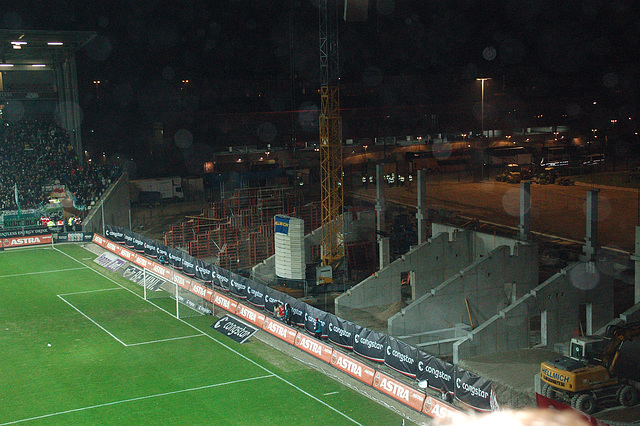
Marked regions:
[319,0,344,271]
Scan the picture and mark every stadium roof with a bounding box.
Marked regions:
[0,30,96,67]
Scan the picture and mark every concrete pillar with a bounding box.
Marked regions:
[416,169,427,244]
[633,226,640,304]
[409,270,417,301]
[376,164,389,270]
[519,181,531,241]
[379,236,390,270]
[586,302,593,336]
[541,310,548,346]
[375,164,386,235]
[582,189,599,261]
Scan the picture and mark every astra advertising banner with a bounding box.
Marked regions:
[213,291,238,314]
[294,332,333,363]
[330,351,376,386]
[262,317,297,345]
[234,303,266,328]
[354,326,387,363]
[455,367,499,412]
[326,313,356,350]
[373,371,426,412]
[384,336,419,379]
[274,215,290,234]
[229,272,249,299]
[422,396,467,423]
[211,315,257,344]
[416,351,455,395]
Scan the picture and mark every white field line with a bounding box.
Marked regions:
[58,287,124,296]
[0,374,275,426]
[57,290,205,346]
[53,245,365,426]
[126,334,205,347]
[0,267,86,279]
[57,295,128,347]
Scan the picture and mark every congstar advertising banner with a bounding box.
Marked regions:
[194,258,213,284]
[304,305,327,337]
[455,367,498,412]
[246,280,267,308]
[167,247,183,270]
[213,265,230,291]
[105,225,125,244]
[416,351,455,395]
[354,326,387,363]
[229,272,249,299]
[326,313,356,350]
[384,336,419,378]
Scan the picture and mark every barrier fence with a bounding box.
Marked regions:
[97,226,501,416]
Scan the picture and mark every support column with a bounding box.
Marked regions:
[375,164,386,235]
[376,164,389,270]
[582,189,599,261]
[632,226,640,304]
[519,181,531,241]
[416,169,427,244]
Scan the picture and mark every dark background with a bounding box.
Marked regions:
[2,1,639,175]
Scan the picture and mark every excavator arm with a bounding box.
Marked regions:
[601,321,640,374]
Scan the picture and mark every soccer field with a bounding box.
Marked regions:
[0,243,416,425]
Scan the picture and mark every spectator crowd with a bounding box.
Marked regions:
[0,119,121,214]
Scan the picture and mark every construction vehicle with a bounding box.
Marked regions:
[540,321,640,414]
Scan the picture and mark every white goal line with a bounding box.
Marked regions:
[0,267,87,279]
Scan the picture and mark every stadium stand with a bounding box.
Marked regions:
[0,119,121,225]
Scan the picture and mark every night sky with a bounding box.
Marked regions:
[2,1,640,169]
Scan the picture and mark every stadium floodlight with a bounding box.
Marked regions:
[142,267,210,319]
[47,42,64,46]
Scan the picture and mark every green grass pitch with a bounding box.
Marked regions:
[0,243,415,425]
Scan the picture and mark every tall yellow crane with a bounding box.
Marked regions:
[318,0,344,275]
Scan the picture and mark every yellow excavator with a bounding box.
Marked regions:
[540,321,640,414]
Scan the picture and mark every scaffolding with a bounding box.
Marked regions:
[163,186,315,271]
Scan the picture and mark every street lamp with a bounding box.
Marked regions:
[93,80,101,99]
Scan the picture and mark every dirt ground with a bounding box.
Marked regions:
[352,180,638,254]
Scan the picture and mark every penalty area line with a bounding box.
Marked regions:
[0,267,87,279]
[0,374,275,425]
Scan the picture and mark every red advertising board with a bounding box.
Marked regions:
[330,351,376,386]
[234,304,266,328]
[294,333,333,363]
[536,393,609,426]
[422,396,467,423]
[2,234,52,248]
[213,292,239,314]
[372,371,426,412]
[262,317,297,345]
